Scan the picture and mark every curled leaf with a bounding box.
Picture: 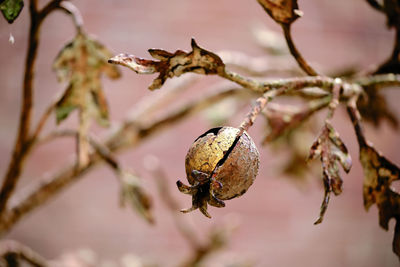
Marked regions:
[257,0,302,25]
[308,122,352,224]
[53,32,120,167]
[109,38,225,90]
[120,171,154,224]
[0,0,23,24]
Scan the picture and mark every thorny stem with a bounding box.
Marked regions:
[282,24,319,76]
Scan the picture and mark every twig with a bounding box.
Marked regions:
[0,0,42,214]
[106,87,247,150]
[347,94,367,147]
[325,79,342,121]
[57,1,84,33]
[354,73,400,88]
[217,50,302,76]
[30,103,55,142]
[239,89,281,133]
[282,24,318,76]
[39,0,63,20]
[0,240,48,267]
[0,0,86,214]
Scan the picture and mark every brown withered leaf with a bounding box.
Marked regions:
[108,38,225,90]
[308,123,352,224]
[53,32,120,125]
[257,0,302,25]
[348,100,400,259]
[53,32,120,167]
[262,97,330,144]
[357,86,398,128]
[119,171,154,224]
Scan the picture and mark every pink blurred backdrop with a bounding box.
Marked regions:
[0,0,399,266]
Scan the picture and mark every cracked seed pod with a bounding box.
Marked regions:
[177,127,260,218]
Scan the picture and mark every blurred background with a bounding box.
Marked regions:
[0,0,399,266]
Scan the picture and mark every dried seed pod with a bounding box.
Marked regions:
[177,126,260,218]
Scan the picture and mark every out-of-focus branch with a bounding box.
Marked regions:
[282,24,318,76]
[217,50,302,76]
[0,86,245,235]
[0,0,42,214]
[365,0,384,12]
[56,1,83,33]
[0,0,91,215]
[147,156,202,249]
[0,240,48,267]
[146,156,233,267]
[30,103,55,143]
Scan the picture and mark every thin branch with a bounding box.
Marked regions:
[30,103,55,142]
[282,24,318,76]
[57,1,83,33]
[217,50,302,76]
[239,89,281,133]
[0,0,87,215]
[354,73,400,88]
[0,0,42,214]
[365,0,384,12]
[347,94,367,147]
[325,79,342,121]
[38,0,62,21]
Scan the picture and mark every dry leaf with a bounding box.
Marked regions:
[108,38,225,90]
[53,32,120,125]
[257,0,302,25]
[308,122,352,224]
[359,140,400,259]
[119,171,154,224]
[53,32,120,167]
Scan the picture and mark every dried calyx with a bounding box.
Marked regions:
[177,127,259,218]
